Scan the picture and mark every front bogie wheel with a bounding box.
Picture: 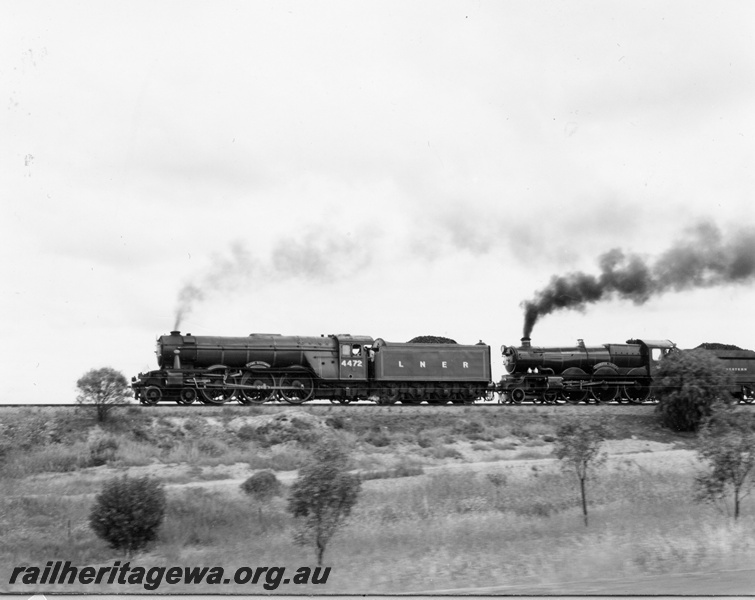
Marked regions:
[178,387,198,405]
[142,386,162,405]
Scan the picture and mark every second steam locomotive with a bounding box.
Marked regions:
[131,330,755,405]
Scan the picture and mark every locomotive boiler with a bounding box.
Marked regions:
[131,331,492,405]
[499,337,677,403]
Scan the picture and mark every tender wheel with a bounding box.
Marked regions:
[238,372,276,404]
[178,387,197,405]
[378,384,400,404]
[143,386,162,405]
[279,374,314,404]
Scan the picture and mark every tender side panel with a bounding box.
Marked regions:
[374,344,491,382]
[712,351,755,388]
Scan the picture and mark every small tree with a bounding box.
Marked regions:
[288,439,361,566]
[241,470,282,522]
[76,367,131,422]
[654,349,734,432]
[695,407,755,519]
[89,475,166,556]
[554,421,606,526]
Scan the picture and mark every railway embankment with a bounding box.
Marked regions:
[1,404,752,595]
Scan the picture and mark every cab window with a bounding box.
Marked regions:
[651,348,663,361]
[341,344,362,358]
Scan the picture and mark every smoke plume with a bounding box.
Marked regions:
[173,233,371,331]
[522,223,755,338]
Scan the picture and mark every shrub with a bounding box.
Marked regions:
[89,475,166,557]
[196,439,227,457]
[88,436,119,466]
[364,429,391,447]
[655,349,734,432]
[453,420,485,436]
[361,461,425,481]
[237,424,259,442]
[241,470,282,501]
[416,436,433,448]
[325,415,346,430]
[430,446,463,460]
[241,470,282,524]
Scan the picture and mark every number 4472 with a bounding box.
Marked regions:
[341,359,363,368]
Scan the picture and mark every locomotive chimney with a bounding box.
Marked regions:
[170,330,181,336]
[520,337,531,348]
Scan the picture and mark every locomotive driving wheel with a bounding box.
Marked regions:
[622,381,651,403]
[590,367,619,403]
[562,389,588,404]
[237,372,276,404]
[279,374,314,404]
[561,368,588,404]
[590,383,617,403]
[200,386,237,404]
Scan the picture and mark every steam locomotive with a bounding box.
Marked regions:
[131,331,755,405]
[131,331,491,405]
[500,337,676,404]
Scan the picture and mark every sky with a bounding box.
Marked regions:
[2,0,754,403]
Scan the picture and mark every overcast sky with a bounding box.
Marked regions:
[2,0,754,403]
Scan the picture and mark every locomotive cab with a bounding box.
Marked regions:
[336,334,372,381]
[627,339,677,376]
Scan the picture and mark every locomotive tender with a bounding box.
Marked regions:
[131,331,492,405]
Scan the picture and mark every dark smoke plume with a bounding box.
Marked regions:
[522,223,755,338]
[173,234,371,331]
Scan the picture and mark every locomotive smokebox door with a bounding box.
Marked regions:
[335,335,370,381]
